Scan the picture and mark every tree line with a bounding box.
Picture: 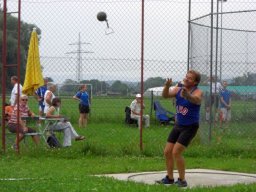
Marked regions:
[0,8,41,92]
[57,73,256,96]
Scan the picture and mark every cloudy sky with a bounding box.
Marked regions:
[6,0,256,83]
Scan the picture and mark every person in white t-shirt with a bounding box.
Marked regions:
[10,76,23,107]
[130,94,150,128]
[205,76,222,122]
[43,82,57,114]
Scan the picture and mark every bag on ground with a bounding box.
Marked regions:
[47,134,61,148]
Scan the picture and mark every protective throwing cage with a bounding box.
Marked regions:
[1,0,256,154]
[188,2,256,142]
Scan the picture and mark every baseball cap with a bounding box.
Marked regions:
[136,94,141,98]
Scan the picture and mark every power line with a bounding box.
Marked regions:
[66,33,93,83]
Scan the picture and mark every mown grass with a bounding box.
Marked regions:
[1,121,256,191]
[0,97,256,191]
[0,147,256,192]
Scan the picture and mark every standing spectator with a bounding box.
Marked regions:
[44,82,56,114]
[130,94,150,128]
[7,94,40,151]
[205,76,222,122]
[35,77,48,116]
[157,70,203,187]
[10,76,23,107]
[219,81,231,127]
[73,84,90,128]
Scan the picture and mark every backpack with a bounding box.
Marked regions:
[124,106,138,125]
[47,134,61,148]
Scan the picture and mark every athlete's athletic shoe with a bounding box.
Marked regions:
[175,178,188,187]
[156,175,174,184]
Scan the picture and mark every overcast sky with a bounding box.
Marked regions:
[6,0,256,83]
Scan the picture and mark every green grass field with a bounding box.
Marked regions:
[0,97,256,191]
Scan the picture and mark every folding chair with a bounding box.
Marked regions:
[41,118,58,137]
[153,100,175,125]
[41,117,67,146]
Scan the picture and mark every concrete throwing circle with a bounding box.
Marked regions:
[101,169,256,188]
[127,169,256,188]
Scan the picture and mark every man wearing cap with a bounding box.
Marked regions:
[130,94,150,128]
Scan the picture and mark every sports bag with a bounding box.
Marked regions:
[47,134,61,148]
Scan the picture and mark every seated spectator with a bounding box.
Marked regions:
[130,94,150,128]
[7,95,40,151]
[46,97,85,147]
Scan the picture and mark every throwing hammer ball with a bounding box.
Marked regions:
[97,12,107,22]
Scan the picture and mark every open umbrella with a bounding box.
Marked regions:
[22,28,44,95]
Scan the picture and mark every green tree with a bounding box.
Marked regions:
[144,77,165,90]
[0,11,41,92]
[59,79,78,93]
[232,72,256,86]
[136,77,165,92]
[110,80,129,95]
[79,79,109,95]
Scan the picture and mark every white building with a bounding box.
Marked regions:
[144,86,175,97]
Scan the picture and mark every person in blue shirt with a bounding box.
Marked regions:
[35,77,48,116]
[73,84,90,128]
[219,80,231,127]
[157,70,203,187]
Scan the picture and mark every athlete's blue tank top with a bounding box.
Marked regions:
[175,87,200,126]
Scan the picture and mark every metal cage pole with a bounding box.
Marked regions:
[1,0,8,152]
[187,0,192,70]
[16,0,22,153]
[219,0,227,81]
[219,2,223,81]
[213,0,220,125]
[209,0,214,142]
[215,0,220,81]
[140,0,145,151]
[1,0,22,152]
